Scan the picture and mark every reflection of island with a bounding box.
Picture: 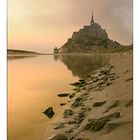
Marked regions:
[54,54,109,78]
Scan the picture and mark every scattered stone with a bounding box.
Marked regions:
[75,97,83,102]
[106,79,112,86]
[43,107,55,119]
[73,87,81,92]
[71,102,83,108]
[74,124,80,129]
[92,71,102,78]
[125,100,133,107]
[103,122,122,133]
[96,80,106,86]
[57,93,69,97]
[67,120,77,125]
[60,103,66,106]
[79,79,85,84]
[100,67,111,75]
[48,133,68,140]
[109,75,120,81]
[70,82,84,87]
[93,101,106,107]
[63,109,73,118]
[54,123,65,129]
[87,107,92,111]
[71,95,87,108]
[108,72,116,77]
[86,83,93,90]
[94,86,105,91]
[123,70,129,75]
[87,75,91,78]
[104,100,119,113]
[106,112,120,119]
[84,118,109,132]
[69,93,76,99]
[75,116,85,124]
[84,112,120,132]
[125,77,133,82]
[74,110,85,124]
[66,129,73,133]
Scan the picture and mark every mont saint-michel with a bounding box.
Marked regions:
[54,13,127,54]
[8,1,133,139]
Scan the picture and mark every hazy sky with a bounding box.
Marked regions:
[8,0,133,53]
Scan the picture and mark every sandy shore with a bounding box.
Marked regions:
[47,51,133,140]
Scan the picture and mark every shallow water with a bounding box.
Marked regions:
[8,54,108,140]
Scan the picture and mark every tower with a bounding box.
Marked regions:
[90,12,94,25]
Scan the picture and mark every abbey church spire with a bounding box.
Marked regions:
[90,12,94,25]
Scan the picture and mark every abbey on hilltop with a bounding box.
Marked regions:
[54,13,120,53]
[72,13,108,41]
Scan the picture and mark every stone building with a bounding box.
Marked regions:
[72,13,108,40]
[53,47,59,54]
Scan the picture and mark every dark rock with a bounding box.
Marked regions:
[84,118,109,132]
[66,129,73,133]
[86,83,93,90]
[94,119,109,132]
[75,97,83,102]
[125,77,133,82]
[94,86,105,91]
[71,101,83,108]
[69,93,76,99]
[84,112,120,132]
[74,112,85,124]
[67,120,77,125]
[54,123,65,129]
[93,101,106,107]
[109,75,120,81]
[106,112,120,119]
[108,72,116,77]
[103,122,122,133]
[106,79,112,86]
[60,103,66,106]
[71,96,87,108]
[87,107,92,111]
[70,82,82,86]
[104,100,119,113]
[57,93,69,97]
[74,124,80,129]
[125,100,133,107]
[97,80,106,86]
[43,107,55,119]
[73,87,81,92]
[79,79,85,84]
[63,109,73,118]
[100,68,110,75]
[49,133,68,140]
[123,70,129,75]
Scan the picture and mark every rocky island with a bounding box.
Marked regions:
[54,14,131,54]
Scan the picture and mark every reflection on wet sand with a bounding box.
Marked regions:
[54,54,109,78]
